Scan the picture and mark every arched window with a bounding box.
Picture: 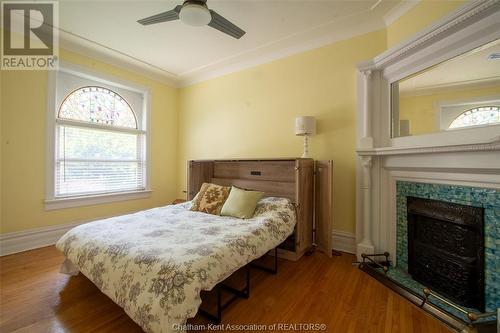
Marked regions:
[55,85,146,198]
[58,86,137,128]
[449,106,500,129]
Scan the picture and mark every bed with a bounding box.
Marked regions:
[56,197,296,333]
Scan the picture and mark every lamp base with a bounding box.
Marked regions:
[301,135,310,158]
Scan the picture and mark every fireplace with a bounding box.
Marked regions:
[407,196,485,311]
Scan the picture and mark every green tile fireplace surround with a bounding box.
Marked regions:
[391,181,499,321]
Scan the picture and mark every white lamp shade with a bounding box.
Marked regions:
[295,116,316,136]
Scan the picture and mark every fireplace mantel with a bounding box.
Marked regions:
[357,136,500,156]
[354,0,500,259]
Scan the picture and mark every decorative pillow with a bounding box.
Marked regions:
[220,186,264,219]
[190,183,231,215]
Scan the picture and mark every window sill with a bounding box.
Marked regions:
[44,190,152,211]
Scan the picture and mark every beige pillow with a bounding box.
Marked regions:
[191,183,231,215]
[221,186,264,219]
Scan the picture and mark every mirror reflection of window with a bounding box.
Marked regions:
[391,39,500,137]
[449,106,500,129]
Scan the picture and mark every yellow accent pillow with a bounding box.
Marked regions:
[191,183,231,215]
[221,186,264,219]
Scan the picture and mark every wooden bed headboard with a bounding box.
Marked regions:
[187,159,308,202]
[186,158,324,261]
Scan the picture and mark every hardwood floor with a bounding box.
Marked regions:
[0,246,451,333]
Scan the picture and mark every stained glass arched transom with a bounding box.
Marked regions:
[58,86,137,129]
[449,106,500,129]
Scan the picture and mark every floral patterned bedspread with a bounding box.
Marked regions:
[55,197,296,333]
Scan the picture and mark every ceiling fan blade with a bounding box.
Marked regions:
[208,10,245,39]
[137,5,182,25]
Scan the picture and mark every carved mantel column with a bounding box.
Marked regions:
[357,156,374,259]
[363,70,372,138]
[357,68,375,259]
[359,69,373,149]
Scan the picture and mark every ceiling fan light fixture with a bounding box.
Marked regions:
[179,3,211,26]
[137,0,245,39]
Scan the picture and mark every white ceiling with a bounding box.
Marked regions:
[399,39,500,94]
[54,0,414,86]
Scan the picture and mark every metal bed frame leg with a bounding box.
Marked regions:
[199,246,279,323]
[246,264,251,296]
[251,247,278,274]
[216,286,222,323]
[198,286,222,324]
[199,247,279,324]
[198,265,251,323]
[273,247,278,274]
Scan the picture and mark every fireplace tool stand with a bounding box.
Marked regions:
[357,252,391,273]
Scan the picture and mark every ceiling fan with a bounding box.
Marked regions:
[137,0,246,39]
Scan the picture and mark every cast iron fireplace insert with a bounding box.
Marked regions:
[407,196,485,312]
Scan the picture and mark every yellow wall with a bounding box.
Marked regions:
[177,1,468,235]
[400,85,500,135]
[0,49,178,233]
[1,1,466,236]
[177,30,387,233]
[0,69,3,228]
[386,0,466,48]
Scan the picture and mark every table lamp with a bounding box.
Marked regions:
[295,116,316,158]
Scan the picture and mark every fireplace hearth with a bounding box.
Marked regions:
[407,196,485,312]
[358,181,498,331]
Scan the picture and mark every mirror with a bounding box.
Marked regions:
[391,39,500,138]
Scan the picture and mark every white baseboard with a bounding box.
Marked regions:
[332,229,356,254]
[0,209,146,256]
[0,221,84,256]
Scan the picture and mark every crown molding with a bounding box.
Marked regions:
[4,0,422,88]
[6,8,179,87]
[371,0,500,70]
[175,0,418,87]
[438,94,500,108]
[59,30,179,87]
[47,0,419,88]
[399,77,500,97]
[383,0,420,26]
[1,0,434,87]
[60,20,390,88]
[178,18,387,87]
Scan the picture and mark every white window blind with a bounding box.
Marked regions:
[55,84,146,198]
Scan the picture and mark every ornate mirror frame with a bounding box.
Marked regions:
[354,0,500,260]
